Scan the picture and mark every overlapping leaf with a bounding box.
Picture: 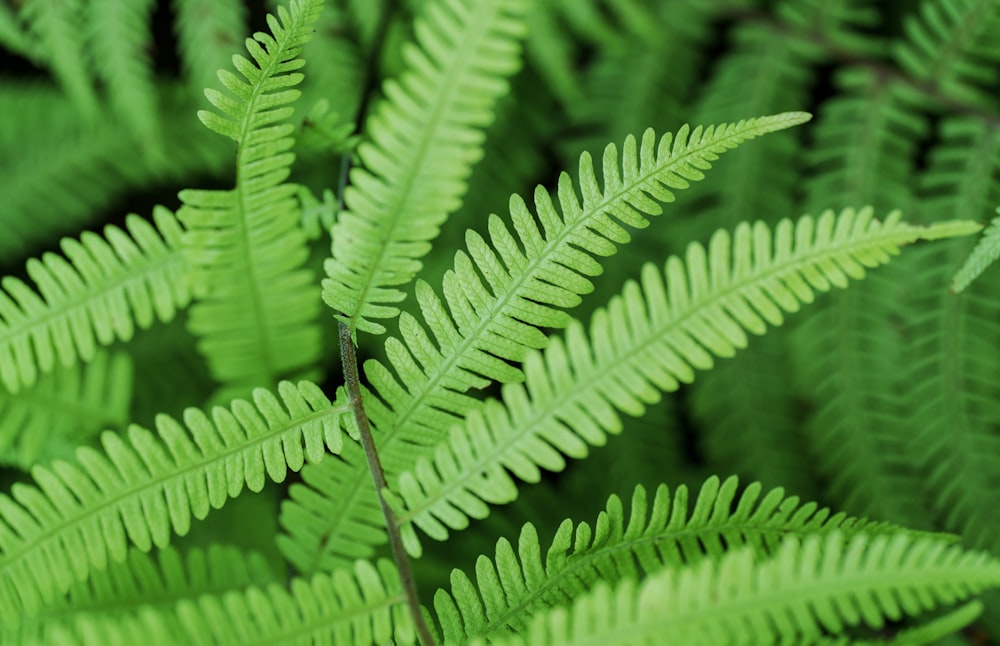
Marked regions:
[280,113,813,572]
[388,208,980,551]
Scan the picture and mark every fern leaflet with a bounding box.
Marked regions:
[40,560,413,646]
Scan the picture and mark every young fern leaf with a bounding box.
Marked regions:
[7,544,278,642]
[0,380,343,627]
[280,112,813,571]
[480,532,1000,645]
[952,209,1000,293]
[388,208,981,552]
[434,475,927,643]
[324,0,530,335]
[0,207,189,394]
[179,0,323,393]
[41,560,413,646]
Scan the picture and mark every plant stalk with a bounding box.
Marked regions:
[338,323,436,646]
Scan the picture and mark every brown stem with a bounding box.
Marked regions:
[338,322,436,645]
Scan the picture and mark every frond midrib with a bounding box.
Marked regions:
[396,218,919,526]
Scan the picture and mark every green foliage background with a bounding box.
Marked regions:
[2,0,1000,643]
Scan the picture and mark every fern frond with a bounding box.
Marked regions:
[906,242,1000,551]
[794,65,930,526]
[892,0,1000,110]
[691,335,816,497]
[905,114,1000,552]
[87,0,158,144]
[0,207,189,394]
[7,543,277,642]
[0,84,229,259]
[17,0,98,119]
[952,210,1000,292]
[434,475,921,642]
[0,351,132,469]
[804,67,925,214]
[920,115,1000,227]
[172,0,247,97]
[478,532,1000,645]
[568,2,710,156]
[387,208,980,551]
[279,113,813,572]
[323,0,530,335]
[0,380,344,626]
[794,266,934,527]
[179,0,324,392]
[39,560,413,646]
[777,0,883,58]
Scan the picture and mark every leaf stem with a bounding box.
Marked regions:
[338,322,436,645]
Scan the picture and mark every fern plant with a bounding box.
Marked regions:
[3,0,1000,644]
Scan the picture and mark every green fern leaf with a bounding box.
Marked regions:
[88,0,159,143]
[892,0,1000,110]
[279,113,813,572]
[0,351,132,469]
[0,85,229,258]
[7,543,278,642]
[952,210,1000,293]
[0,380,343,626]
[0,207,189,394]
[478,532,1000,645]
[17,0,98,119]
[38,560,413,646]
[388,208,981,552]
[323,0,530,335]
[178,0,324,392]
[435,475,929,643]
